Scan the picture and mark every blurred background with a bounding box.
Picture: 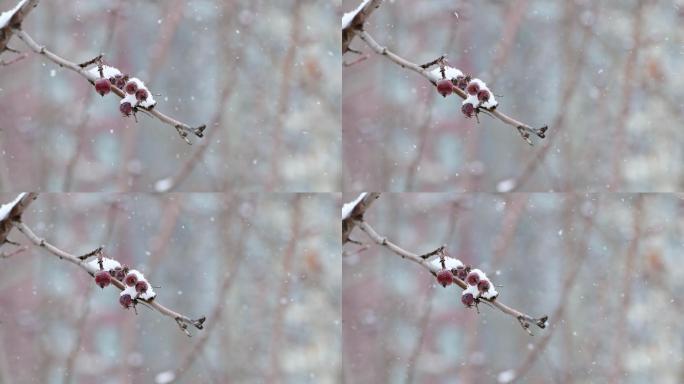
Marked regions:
[342,193,684,383]
[342,0,684,192]
[0,0,340,192]
[0,193,341,383]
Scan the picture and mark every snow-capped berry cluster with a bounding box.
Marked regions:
[87,64,157,117]
[430,65,498,118]
[430,255,499,308]
[88,256,157,310]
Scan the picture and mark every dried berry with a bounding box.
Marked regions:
[466,271,480,286]
[94,78,111,96]
[462,292,475,307]
[466,81,480,96]
[94,270,111,288]
[124,81,138,95]
[113,74,126,89]
[135,88,148,102]
[455,265,469,280]
[135,280,148,294]
[436,79,453,97]
[119,294,133,308]
[120,102,133,116]
[477,279,490,293]
[124,273,138,287]
[461,102,475,118]
[477,89,490,103]
[436,269,455,287]
[455,76,468,90]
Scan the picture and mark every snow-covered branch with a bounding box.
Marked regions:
[342,0,548,145]
[0,0,206,144]
[0,194,205,336]
[343,193,548,334]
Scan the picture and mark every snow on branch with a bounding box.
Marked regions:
[0,193,205,336]
[342,1,548,145]
[343,193,548,334]
[0,1,206,144]
[342,192,380,244]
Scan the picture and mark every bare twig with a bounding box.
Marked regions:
[9,28,205,144]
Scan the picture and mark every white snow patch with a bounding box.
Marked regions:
[342,0,370,29]
[87,257,121,272]
[0,0,27,29]
[120,285,137,298]
[463,284,480,299]
[462,94,479,107]
[0,193,25,221]
[342,192,367,219]
[497,369,516,383]
[496,178,517,193]
[481,93,498,109]
[87,65,122,80]
[430,256,463,270]
[430,66,463,81]
[154,177,173,193]
[155,371,176,384]
[481,285,499,300]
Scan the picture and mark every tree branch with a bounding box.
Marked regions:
[2,196,205,336]
[9,28,205,144]
[342,192,380,243]
[345,198,547,334]
[343,1,547,145]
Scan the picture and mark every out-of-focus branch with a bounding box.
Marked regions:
[10,28,205,144]
[351,218,547,334]
[502,197,598,383]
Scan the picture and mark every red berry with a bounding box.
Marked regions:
[120,102,133,116]
[466,81,480,95]
[124,81,138,95]
[94,78,111,96]
[477,279,490,293]
[455,265,469,280]
[135,280,148,294]
[135,88,148,102]
[124,273,138,287]
[119,294,133,308]
[94,270,111,288]
[477,89,490,102]
[436,269,455,287]
[436,79,453,97]
[466,271,480,286]
[462,292,475,307]
[461,102,475,118]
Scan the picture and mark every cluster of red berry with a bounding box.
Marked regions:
[433,256,499,308]
[91,257,156,310]
[90,64,157,117]
[432,65,498,118]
